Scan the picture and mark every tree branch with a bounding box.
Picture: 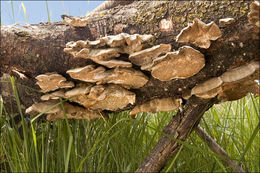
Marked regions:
[135,97,217,172]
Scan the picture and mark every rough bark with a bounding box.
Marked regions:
[135,96,217,172]
[1,0,258,114]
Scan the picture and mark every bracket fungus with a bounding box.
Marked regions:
[191,61,260,101]
[248,1,260,28]
[26,100,103,121]
[64,33,153,68]
[143,46,205,81]
[130,98,182,118]
[67,65,148,89]
[176,18,222,49]
[191,77,223,99]
[41,90,65,101]
[35,73,74,93]
[65,84,135,111]
[129,44,171,67]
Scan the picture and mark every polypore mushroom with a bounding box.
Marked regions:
[67,65,106,83]
[26,100,103,121]
[35,73,74,93]
[65,84,135,111]
[90,84,136,111]
[176,18,222,49]
[41,90,65,100]
[143,46,205,81]
[220,61,259,83]
[191,77,223,99]
[101,67,149,89]
[129,44,171,67]
[219,18,235,27]
[248,1,260,27]
[191,61,260,100]
[129,98,182,118]
[67,65,148,89]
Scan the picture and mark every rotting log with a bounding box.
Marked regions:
[0,0,259,171]
[1,0,259,114]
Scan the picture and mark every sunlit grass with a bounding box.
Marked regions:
[0,78,259,172]
[21,2,27,24]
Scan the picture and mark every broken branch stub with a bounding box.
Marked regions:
[176,18,222,49]
[67,65,148,89]
[130,98,182,118]
[35,73,74,93]
[63,16,90,27]
[143,46,205,81]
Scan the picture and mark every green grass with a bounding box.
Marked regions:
[0,78,259,172]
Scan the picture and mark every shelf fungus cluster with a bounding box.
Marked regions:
[176,18,222,49]
[191,61,260,102]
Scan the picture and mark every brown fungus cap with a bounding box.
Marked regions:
[144,46,205,81]
[129,98,182,118]
[176,18,222,49]
[191,61,260,101]
[129,44,171,67]
[191,77,223,99]
[67,66,148,89]
[248,1,260,27]
[26,100,103,121]
[64,84,135,111]
[35,73,74,93]
[41,90,65,101]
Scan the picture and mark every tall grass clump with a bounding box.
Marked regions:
[0,77,259,172]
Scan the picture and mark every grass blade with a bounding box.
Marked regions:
[21,2,28,24]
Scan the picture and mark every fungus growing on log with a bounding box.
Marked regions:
[248,1,260,27]
[143,46,205,81]
[67,65,148,89]
[219,18,235,27]
[64,33,153,68]
[129,98,182,118]
[191,77,223,99]
[25,100,103,121]
[176,18,222,49]
[65,84,135,111]
[220,61,259,83]
[129,44,171,67]
[191,61,260,101]
[35,73,74,93]
[41,90,65,100]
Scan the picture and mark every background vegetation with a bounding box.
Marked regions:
[1,2,259,172]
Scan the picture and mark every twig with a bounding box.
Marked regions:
[195,125,245,173]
